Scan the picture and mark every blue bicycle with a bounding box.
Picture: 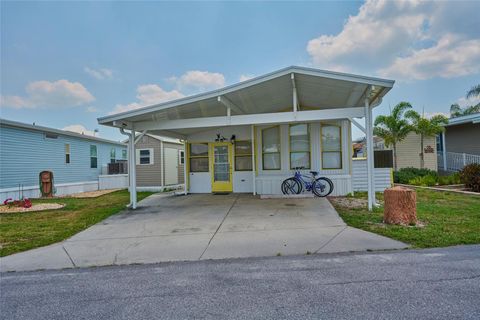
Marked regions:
[281,167,334,197]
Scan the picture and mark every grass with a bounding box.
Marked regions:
[332,189,480,248]
[0,190,152,257]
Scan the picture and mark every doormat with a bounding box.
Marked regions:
[213,192,231,195]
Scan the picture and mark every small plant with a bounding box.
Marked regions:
[438,173,461,185]
[459,163,480,192]
[3,198,32,208]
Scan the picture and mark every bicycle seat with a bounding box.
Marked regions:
[310,171,319,176]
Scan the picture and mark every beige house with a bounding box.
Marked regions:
[131,134,185,191]
[395,132,437,170]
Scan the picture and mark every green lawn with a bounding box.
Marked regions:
[332,189,480,248]
[0,190,152,257]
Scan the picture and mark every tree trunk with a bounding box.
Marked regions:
[420,133,425,169]
[393,143,398,172]
[384,186,417,225]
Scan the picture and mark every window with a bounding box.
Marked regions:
[235,141,252,171]
[189,143,209,172]
[45,133,58,139]
[65,144,70,164]
[262,126,281,170]
[110,148,116,164]
[179,150,185,165]
[321,125,342,169]
[122,149,127,160]
[90,145,97,168]
[289,124,310,169]
[137,148,153,165]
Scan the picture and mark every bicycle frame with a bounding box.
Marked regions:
[293,169,316,192]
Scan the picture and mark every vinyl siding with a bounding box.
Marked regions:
[0,124,126,189]
[395,132,437,170]
[134,136,184,187]
[135,135,163,187]
[445,123,480,155]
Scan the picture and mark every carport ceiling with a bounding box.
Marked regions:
[98,66,394,128]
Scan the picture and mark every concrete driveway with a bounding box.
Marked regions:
[0,193,407,272]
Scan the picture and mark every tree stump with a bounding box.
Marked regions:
[384,186,417,225]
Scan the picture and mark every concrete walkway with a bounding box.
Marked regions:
[0,193,408,272]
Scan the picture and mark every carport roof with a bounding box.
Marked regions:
[98,66,394,130]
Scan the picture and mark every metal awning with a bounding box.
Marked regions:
[98,66,394,138]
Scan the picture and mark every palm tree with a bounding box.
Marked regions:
[373,102,413,171]
[450,103,462,118]
[405,110,448,169]
[466,84,480,99]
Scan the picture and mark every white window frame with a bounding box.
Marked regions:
[178,150,185,165]
[136,148,154,165]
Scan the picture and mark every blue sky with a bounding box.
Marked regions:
[1,1,479,141]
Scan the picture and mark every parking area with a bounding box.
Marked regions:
[0,193,407,272]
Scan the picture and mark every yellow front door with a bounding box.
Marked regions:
[210,142,233,192]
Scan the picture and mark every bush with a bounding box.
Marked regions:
[408,175,438,187]
[459,163,480,192]
[394,167,438,184]
[438,173,461,185]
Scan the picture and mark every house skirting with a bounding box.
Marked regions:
[0,181,99,200]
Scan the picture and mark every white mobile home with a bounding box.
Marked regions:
[98,66,394,210]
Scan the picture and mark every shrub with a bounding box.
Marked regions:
[394,167,438,184]
[408,175,437,187]
[459,163,480,192]
[438,173,461,185]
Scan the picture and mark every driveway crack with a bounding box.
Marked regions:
[62,245,76,268]
[199,195,239,259]
[314,226,347,254]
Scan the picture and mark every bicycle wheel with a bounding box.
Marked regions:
[281,178,302,195]
[322,177,334,196]
[312,178,333,197]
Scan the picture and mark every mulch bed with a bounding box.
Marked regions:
[0,203,65,214]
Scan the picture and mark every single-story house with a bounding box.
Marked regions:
[125,133,185,191]
[98,66,395,210]
[0,118,127,200]
[437,113,480,171]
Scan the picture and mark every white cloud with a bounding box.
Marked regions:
[62,124,97,137]
[380,35,480,80]
[86,106,98,113]
[0,80,95,109]
[306,0,480,80]
[456,95,480,108]
[170,70,225,93]
[239,74,254,82]
[110,84,184,114]
[84,67,113,80]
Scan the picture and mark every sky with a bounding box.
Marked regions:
[1,0,479,141]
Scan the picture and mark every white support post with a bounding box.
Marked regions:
[442,131,447,171]
[251,125,256,196]
[365,97,375,211]
[130,129,137,209]
[291,73,298,114]
[160,140,164,187]
[184,140,188,195]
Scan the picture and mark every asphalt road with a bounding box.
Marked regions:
[1,245,479,320]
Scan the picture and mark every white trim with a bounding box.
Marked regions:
[178,149,185,165]
[136,148,154,165]
[134,107,365,132]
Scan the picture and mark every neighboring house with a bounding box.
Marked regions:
[394,132,437,171]
[352,136,387,157]
[437,113,480,171]
[99,66,396,210]
[126,134,185,190]
[0,118,127,200]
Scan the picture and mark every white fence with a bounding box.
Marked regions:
[352,159,393,192]
[437,152,480,171]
